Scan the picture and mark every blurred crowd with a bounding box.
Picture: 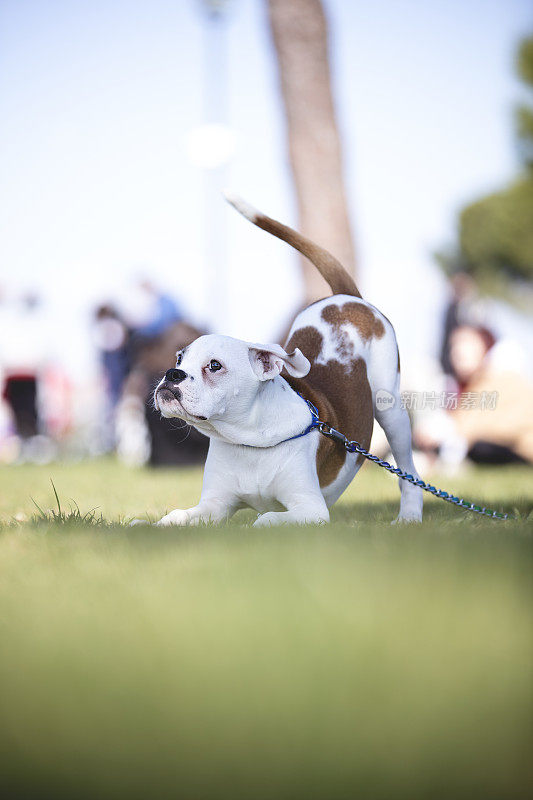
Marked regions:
[0,280,208,467]
[0,274,532,472]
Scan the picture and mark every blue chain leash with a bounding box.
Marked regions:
[300,397,514,521]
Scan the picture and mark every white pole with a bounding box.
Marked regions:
[200,0,231,333]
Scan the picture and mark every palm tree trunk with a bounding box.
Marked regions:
[267,0,356,302]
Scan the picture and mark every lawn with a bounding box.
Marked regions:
[0,459,531,799]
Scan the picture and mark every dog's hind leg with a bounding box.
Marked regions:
[374,395,423,523]
[367,333,423,523]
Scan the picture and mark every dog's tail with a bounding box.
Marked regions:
[224,192,361,298]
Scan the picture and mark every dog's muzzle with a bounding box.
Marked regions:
[158,368,187,402]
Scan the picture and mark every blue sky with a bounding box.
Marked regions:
[0,0,531,375]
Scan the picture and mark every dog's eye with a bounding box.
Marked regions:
[176,353,182,366]
[209,359,222,372]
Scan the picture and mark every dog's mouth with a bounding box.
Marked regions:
[155,387,207,421]
[157,386,181,404]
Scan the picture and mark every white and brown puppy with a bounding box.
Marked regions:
[150,195,423,527]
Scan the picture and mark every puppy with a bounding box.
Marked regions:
[152,195,423,526]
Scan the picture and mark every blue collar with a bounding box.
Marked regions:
[236,392,320,449]
[279,394,321,443]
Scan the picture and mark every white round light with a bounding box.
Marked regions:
[185,124,237,170]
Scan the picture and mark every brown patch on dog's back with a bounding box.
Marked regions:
[285,323,373,489]
[322,302,385,344]
[317,358,372,487]
[285,359,372,488]
[287,326,324,362]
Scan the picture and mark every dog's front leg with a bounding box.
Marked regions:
[156,496,237,527]
[253,497,329,527]
[156,442,240,527]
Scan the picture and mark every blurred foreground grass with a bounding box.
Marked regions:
[0,459,532,799]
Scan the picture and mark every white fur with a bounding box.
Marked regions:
[145,294,423,527]
[223,190,259,222]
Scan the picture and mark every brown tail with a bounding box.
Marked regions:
[225,192,361,298]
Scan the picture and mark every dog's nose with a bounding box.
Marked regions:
[165,368,187,383]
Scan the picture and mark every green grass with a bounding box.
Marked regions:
[0,459,532,799]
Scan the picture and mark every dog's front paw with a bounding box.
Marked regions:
[253,512,281,528]
[129,518,150,527]
[392,511,423,525]
[156,509,191,527]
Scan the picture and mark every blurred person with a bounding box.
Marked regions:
[116,320,209,467]
[0,292,57,462]
[97,280,202,465]
[2,293,41,438]
[93,304,131,409]
[439,272,478,377]
[448,325,533,464]
[421,324,533,466]
[3,373,38,439]
[120,279,184,339]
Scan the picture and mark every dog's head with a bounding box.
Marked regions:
[154,334,310,428]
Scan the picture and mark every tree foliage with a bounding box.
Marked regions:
[515,35,533,167]
[446,36,533,289]
[459,176,533,283]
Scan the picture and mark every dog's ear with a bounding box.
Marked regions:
[248,343,311,381]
